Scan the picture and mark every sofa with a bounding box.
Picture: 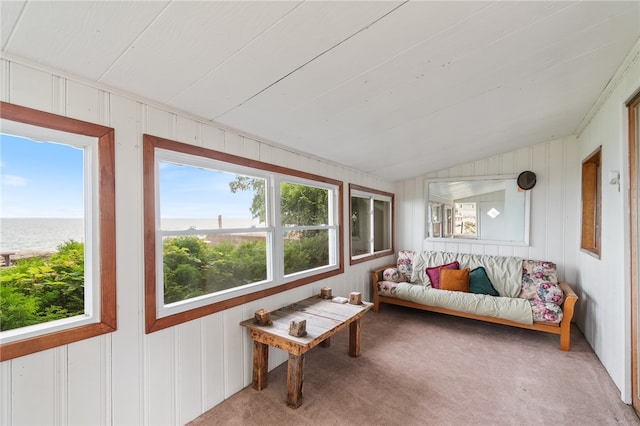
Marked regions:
[371,251,578,351]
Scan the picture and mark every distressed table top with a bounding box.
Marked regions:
[240,296,372,355]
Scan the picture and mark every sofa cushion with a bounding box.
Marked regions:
[377,281,400,297]
[426,261,460,289]
[412,251,522,297]
[440,268,470,292]
[383,267,402,283]
[520,260,564,305]
[529,300,563,324]
[396,250,415,282]
[469,266,500,296]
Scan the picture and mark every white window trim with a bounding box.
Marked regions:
[152,147,340,320]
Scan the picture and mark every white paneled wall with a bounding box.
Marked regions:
[0,58,394,425]
[575,41,640,403]
[394,135,580,284]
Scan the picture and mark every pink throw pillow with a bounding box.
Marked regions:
[425,261,460,289]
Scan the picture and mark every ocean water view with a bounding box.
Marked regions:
[0,217,259,253]
[1,218,84,253]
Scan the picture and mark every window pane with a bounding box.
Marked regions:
[280,182,328,226]
[159,163,269,305]
[0,135,85,331]
[351,197,370,256]
[160,162,266,229]
[163,234,268,305]
[454,203,477,236]
[373,199,391,252]
[284,229,329,275]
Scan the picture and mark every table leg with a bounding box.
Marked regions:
[252,341,269,391]
[349,319,361,357]
[286,353,305,408]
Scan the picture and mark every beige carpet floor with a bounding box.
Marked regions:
[189,304,640,426]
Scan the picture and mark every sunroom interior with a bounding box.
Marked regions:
[1,1,640,425]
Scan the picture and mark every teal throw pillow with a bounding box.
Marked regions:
[469,266,499,296]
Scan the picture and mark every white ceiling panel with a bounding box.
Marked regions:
[170,1,403,118]
[100,1,301,104]
[2,1,169,81]
[0,0,26,50]
[1,1,638,182]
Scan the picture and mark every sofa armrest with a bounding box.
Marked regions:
[371,264,396,313]
[558,281,578,351]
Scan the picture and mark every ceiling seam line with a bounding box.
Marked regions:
[2,0,29,51]
[167,1,307,105]
[274,0,500,115]
[212,0,410,120]
[95,1,174,82]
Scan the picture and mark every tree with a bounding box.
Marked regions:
[228,176,266,222]
[229,177,328,225]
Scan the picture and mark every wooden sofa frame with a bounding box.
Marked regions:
[371,265,578,351]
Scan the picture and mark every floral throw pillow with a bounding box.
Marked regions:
[377,281,400,297]
[530,300,563,324]
[383,268,402,283]
[396,250,414,282]
[520,260,564,305]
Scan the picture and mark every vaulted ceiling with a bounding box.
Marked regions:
[2,1,638,182]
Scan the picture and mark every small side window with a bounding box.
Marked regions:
[581,146,601,258]
[349,184,394,264]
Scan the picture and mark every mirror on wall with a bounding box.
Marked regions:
[425,175,530,245]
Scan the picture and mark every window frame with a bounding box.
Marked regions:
[143,134,343,333]
[581,146,602,258]
[0,101,116,361]
[349,184,394,265]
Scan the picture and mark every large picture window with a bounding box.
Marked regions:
[144,135,342,332]
[0,102,116,361]
[349,184,393,264]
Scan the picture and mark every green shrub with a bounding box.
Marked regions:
[0,240,85,331]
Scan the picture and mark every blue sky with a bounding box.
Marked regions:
[0,133,257,219]
[159,162,257,219]
[0,134,84,218]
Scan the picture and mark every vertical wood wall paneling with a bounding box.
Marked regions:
[147,328,176,425]
[242,136,261,161]
[110,94,145,425]
[11,351,56,425]
[547,138,568,274]
[563,136,580,285]
[177,115,199,147]
[223,130,243,157]
[177,322,204,425]
[0,361,10,425]
[223,306,246,398]
[201,125,225,152]
[9,62,53,112]
[66,80,102,124]
[54,347,67,424]
[146,105,174,139]
[528,143,548,262]
[399,137,575,282]
[202,311,225,411]
[67,338,105,425]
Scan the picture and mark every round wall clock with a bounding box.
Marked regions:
[517,171,537,190]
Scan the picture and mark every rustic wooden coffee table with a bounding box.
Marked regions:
[240,295,372,408]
